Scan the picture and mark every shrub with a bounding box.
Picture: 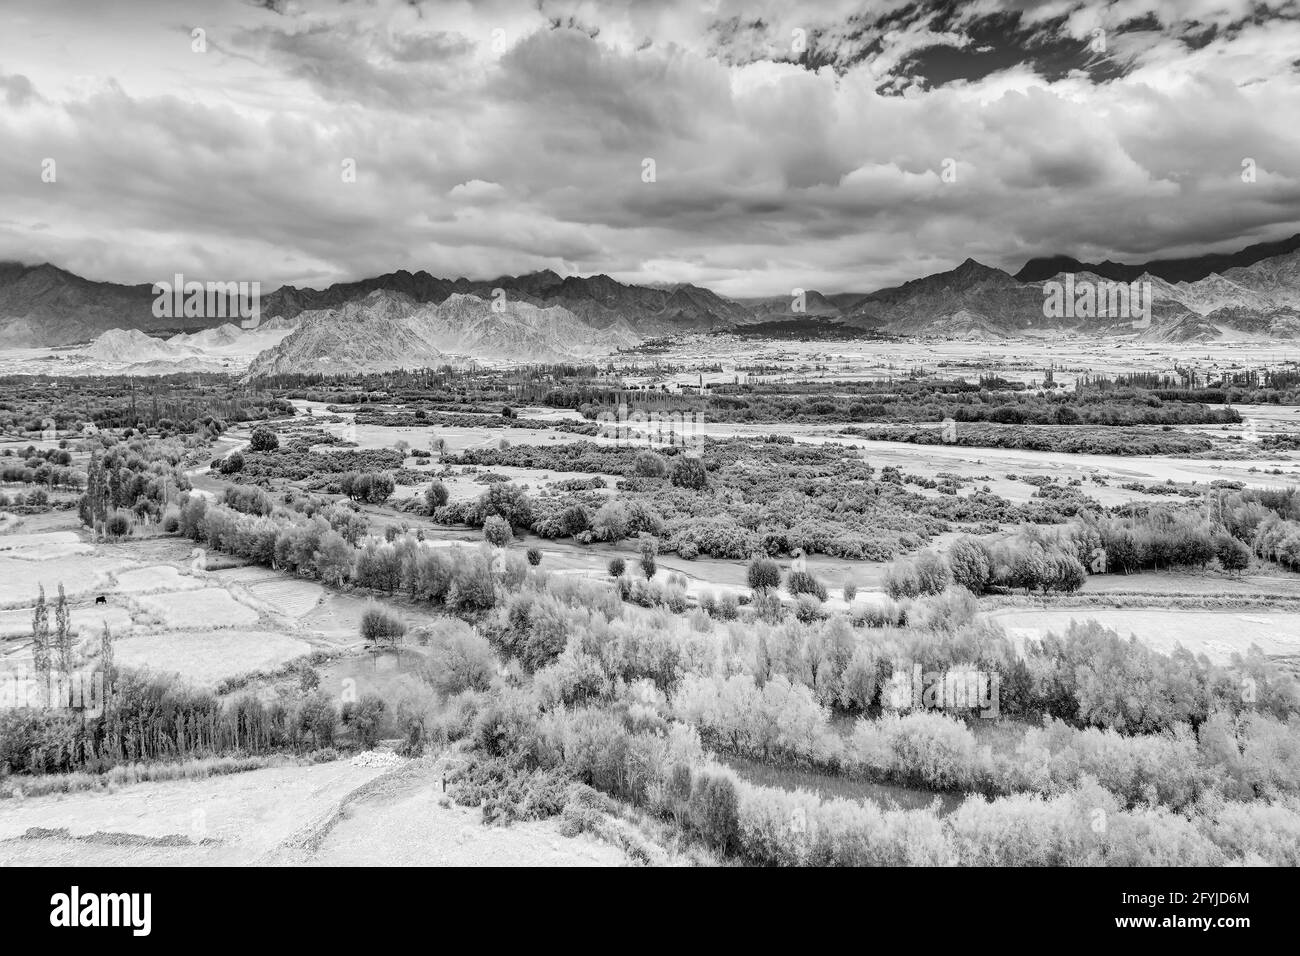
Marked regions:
[883,559,920,600]
[747,555,781,592]
[483,515,513,547]
[105,509,133,539]
[914,550,951,595]
[249,426,279,452]
[347,693,386,749]
[426,620,497,695]
[688,766,740,853]
[842,581,858,602]
[161,508,180,534]
[424,480,449,512]
[219,451,244,474]
[670,455,708,490]
[526,547,542,566]
[947,537,992,593]
[794,593,823,623]
[786,570,828,601]
[1216,534,1250,574]
[633,450,668,478]
[608,557,626,578]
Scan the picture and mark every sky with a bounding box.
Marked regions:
[1,0,1299,296]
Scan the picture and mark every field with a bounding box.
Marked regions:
[988,607,1300,663]
[4,337,1300,868]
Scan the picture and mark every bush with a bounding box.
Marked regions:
[526,547,542,566]
[688,767,740,853]
[670,455,708,490]
[347,693,386,749]
[483,515,513,547]
[426,620,497,695]
[249,426,279,452]
[219,451,244,474]
[883,559,920,601]
[1216,534,1250,574]
[794,593,823,623]
[914,550,951,596]
[786,570,828,601]
[747,555,781,591]
[947,537,992,593]
[105,509,133,539]
[425,480,449,512]
[633,450,668,478]
[161,508,180,534]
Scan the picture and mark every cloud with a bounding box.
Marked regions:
[0,0,1297,297]
[0,71,39,108]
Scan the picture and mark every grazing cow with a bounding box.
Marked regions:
[94,595,107,604]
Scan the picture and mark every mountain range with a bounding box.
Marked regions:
[6,232,1300,366]
[247,291,638,375]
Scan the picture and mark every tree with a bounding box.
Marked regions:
[1047,551,1086,593]
[31,585,50,701]
[747,555,781,592]
[638,534,658,580]
[426,621,496,694]
[106,509,132,539]
[558,505,590,539]
[483,515,513,547]
[670,455,708,490]
[591,501,629,543]
[99,622,115,708]
[1010,544,1049,595]
[632,450,668,478]
[314,531,355,586]
[249,426,279,452]
[368,472,396,504]
[480,482,533,530]
[424,480,449,512]
[1216,534,1251,575]
[947,537,992,593]
[914,550,951,595]
[219,451,244,474]
[608,557,626,578]
[883,559,921,601]
[54,583,73,675]
[360,603,406,648]
[348,693,386,749]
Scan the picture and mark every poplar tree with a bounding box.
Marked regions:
[99,621,116,711]
[31,586,51,704]
[54,583,73,675]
